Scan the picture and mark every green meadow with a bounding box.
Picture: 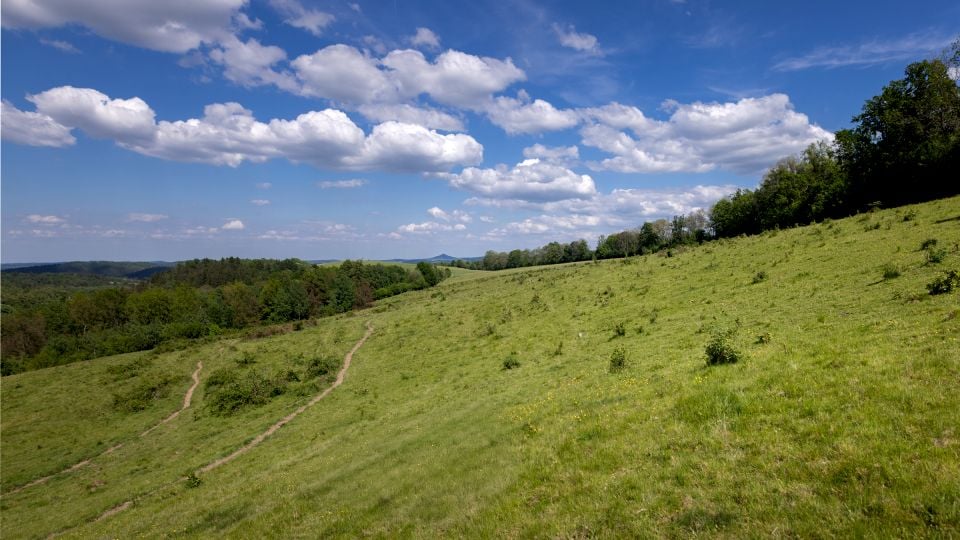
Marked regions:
[2,197,959,538]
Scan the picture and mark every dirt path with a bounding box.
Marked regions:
[6,361,204,496]
[199,321,374,473]
[140,361,203,436]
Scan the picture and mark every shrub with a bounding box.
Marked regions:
[882,263,901,280]
[705,329,741,366]
[927,270,960,295]
[903,210,918,221]
[112,373,176,412]
[553,341,563,356]
[613,321,626,337]
[608,347,627,373]
[755,332,772,344]
[752,270,768,284]
[920,238,938,250]
[306,355,341,379]
[204,369,288,416]
[502,354,520,370]
[185,472,202,488]
[926,248,947,264]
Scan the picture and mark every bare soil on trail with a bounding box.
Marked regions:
[140,361,203,436]
[199,321,374,473]
[6,361,204,495]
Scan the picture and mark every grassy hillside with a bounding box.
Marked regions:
[2,197,959,538]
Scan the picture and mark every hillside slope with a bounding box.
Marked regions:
[2,197,959,538]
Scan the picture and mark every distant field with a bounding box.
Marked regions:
[2,197,958,538]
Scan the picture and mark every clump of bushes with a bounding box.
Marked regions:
[705,328,742,366]
[185,472,202,488]
[502,354,521,370]
[203,368,288,416]
[882,263,901,280]
[306,355,341,379]
[608,347,627,373]
[927,270,959,295]
[926,248,947,265]
[752,270,768,284]
[112,373,176,412]
[920,238,938,250]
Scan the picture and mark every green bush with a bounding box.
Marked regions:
[502,354,521,370]
[306,355,341,379]
[752,270,768,284]
[608,347,627,373]
[185,472,202,488]
[920,238,938,250]
[112,373,176,412]
[613,321,626,337]
[882,263,901,280]
[204,368,288,416]
[705,329,741,366]
[926,248,947,264]
[927,270,959,295]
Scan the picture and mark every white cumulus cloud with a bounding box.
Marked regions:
[522,144,579,164]
[409,27,440,50]
[485,96,579,135]
[580,94,831,174]
[1,100,76,147]
[427,206,471,223]
[28,86,157,143]
[357,103,464,131]
[8,86,483,173]
[222,219,245,230]
[1,0,246,53]
[440,158,596,202]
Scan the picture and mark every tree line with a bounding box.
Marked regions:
[452,52,959,269]
[1,258,448,375]
[711,55,959,237]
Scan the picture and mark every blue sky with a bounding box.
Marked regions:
[2,0,957,262]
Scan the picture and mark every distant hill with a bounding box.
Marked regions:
[2,261,175,279]
[386,253,482,264]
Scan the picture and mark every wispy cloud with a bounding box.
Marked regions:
[774,32,955,71]
[250,199,271,206]
[26,214,65,224]
[256,182,272,190]
[318,179,367,189]
[40,39,80,54]
[127,212,168,222]
[553,24,602,55]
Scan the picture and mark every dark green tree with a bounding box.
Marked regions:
[836,58,960,207]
